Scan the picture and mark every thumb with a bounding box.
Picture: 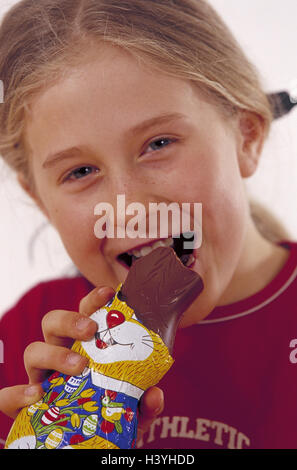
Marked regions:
[137,386,164,439]
[0,383,43,419]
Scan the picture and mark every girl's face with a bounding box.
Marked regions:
[24,45,254,324]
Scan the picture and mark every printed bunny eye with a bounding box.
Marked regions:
[106,310,125,329]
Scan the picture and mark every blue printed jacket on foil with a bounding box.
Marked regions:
[5,286,174,449]
[31,369,138,449]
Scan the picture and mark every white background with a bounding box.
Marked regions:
[0,0,296,317]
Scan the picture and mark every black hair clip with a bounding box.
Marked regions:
[268,87,297,120]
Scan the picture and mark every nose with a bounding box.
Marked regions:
[108,166,159,208]
[105,171,161,237]
[106,310,125,329]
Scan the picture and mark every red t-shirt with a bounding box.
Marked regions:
[1,242,297,449]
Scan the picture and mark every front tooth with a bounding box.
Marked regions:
[131,237,173,258]
[153,240,165,250]
[164,237,173,247]
[140,245,153,256]
[132,249,141,257]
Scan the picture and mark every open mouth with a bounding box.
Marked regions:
[95,331,117,349]
[117,232,196,269]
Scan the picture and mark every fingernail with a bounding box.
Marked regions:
[153,405,163,415]
[96,286,110,296]
[24,385,40,397]
[153,391,164,414]
[66,353,82,366]
[76,316,92,331]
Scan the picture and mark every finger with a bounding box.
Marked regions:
[24,341,89,384]
[0,384,43,419]
[42,309,98,347]
[137,386,164,438]
[79,286,115,316]
[42,286,115,347]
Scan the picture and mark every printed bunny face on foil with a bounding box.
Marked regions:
[81,302,154,364]
[71,288,174,391]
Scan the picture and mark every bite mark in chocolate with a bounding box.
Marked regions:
[120,246,204,354]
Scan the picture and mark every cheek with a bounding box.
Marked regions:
[176,142,248,273]
[52,203,95,247]
[203,185,248,263]
[208,158,248,236]
[41,193,102,267]
[174,152,247,238]
[45,196,120,288]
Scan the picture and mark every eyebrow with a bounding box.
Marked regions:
[42,146,84,169]
[42,112,186,169]
[126,112,186,137]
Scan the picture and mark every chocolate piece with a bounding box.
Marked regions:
[120,246,204,354]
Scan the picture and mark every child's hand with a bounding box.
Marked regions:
[0,286,114,419]
[137,385,164,442]
[23,286,115,384]
[0,285,164,444]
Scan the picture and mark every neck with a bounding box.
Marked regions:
[217,218,290,306]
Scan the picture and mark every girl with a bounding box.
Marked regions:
[0,0,296,449]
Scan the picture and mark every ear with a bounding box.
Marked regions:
[17,172,50,220]
[235,111,266,178]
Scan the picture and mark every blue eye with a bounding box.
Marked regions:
[64,165,99,182]
[145,137,175,154]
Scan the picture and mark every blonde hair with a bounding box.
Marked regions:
[249,199,292,243]
[0,0,273,180]
[0,0,280,239]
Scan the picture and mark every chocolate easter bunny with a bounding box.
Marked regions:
[5,247,203,449]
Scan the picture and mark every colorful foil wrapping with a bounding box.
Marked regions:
[5,247,203,449]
